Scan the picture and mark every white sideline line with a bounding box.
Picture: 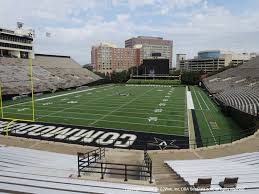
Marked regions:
[205,93,218,112]
[186,86,191,146]
[198,91,210,110]
[193,88,202,110]
[193,88,217,144]
[186,91,194,110]
[3,86,110,108]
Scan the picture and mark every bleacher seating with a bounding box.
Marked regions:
[165,152,259,193]
[203,56,259,115]
[0,55,101,95]
[0,145,159,194]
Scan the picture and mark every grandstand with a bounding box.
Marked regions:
[165,152,259,193]
[0,144,159,194]
[203,56,259,116]
[0,54,101,96]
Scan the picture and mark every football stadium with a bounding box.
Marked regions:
[0,2,259,193]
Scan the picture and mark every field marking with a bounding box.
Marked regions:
[33,100,186,110]
[193,89,202,110]
[6,105,185,119]
[32,108,185,123]
[198,91,210,110]
[210,121,219,130]
[48,94,186,103]
[5,86,186,118]
[200,91,218,112]
[186,86,191,139]
[5,111,186,129]
[35,85,123,121]
[193,87,217,144]
[3,85,112,108]
[89,87,155,125]
[4,85,187,134]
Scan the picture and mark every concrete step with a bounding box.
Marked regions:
[153,163,191,194]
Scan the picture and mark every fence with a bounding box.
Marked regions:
[77,147,153,183]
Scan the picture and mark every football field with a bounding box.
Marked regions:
[190,86,243,145]
[1,85,187,135]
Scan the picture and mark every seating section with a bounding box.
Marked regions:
[165,152,259,193]
[203,56,259,115]
[0,145,159,194]
[0,55,101,95]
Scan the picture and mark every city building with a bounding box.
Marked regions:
[176,54,187,70]
[178,50,255,72]
[125,36,173,67]
[0,23,34,59]
[91,42,141,74]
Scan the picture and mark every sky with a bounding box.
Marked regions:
[0,0,259,67]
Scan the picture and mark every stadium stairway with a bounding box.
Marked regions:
[152,163,197,194]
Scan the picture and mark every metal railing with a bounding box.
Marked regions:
[77,147,105,177]
[77,148,153,183]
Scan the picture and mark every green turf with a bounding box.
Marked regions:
[190,86,243,146]
[1,84,187,135]
[1,84,245,145]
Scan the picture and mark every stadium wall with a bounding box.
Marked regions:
[201,83,258,131]
[225,106,258,130]
[0,119,189,150]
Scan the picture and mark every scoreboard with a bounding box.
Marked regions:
[142,59,169,75]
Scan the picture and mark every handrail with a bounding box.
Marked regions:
[77,148,153,183]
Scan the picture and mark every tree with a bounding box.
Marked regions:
[181,71,201,85]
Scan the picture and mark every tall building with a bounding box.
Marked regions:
[179,50,254,73]
[125,36,173,67]
[91,42,141,74]
[176,54,187,70]
[0,23,34,59]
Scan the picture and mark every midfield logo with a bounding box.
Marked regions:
[150,137,179,150]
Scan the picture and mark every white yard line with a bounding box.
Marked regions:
[193,89,202,110]
[7,107,185,123]
[6,111,186,129]
[6,105,185,118]
[193,88,217,144]
[204,93,218,112]
[36,86,117,120]
[35,100,186,110]
[3,85,111,108]
[198,91,210,110]
[89,87,155,125]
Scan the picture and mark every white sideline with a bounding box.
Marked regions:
[186,91,194,110]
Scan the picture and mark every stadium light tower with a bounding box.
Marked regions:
[17,22,24,29]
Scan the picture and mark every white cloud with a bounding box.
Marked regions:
[34,13,136,64]
[0,0,258,66]
[157,0,203,15]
